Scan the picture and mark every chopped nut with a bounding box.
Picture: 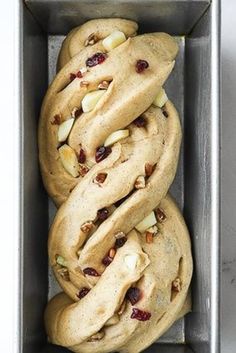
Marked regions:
[172,278,181,292]
[98,80,109,90]
[57,267,70,281]
[79,163,89,177]
[145,163,155,177]
[80,80,89,88]
[146,225,158,235]
[114,231,126,239]
[93,172,107,185]
[134,175,146,189]
[51,114,61,125]
[71,107,81,118]
[87,331,104,342]
[80,221,94,233]
[85,33,99,47]
[146,232,153,244]
[109,248,116,258]
[156,208,167,223]
[118,301,126,315]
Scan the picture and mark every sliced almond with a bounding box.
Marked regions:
[58,144,79,177]
[81,90,105,113]
[80,221,94,234]
[153,87,168,108]
[134,175,146,189]
[102,31,126,51]
[57,118,74,142]
[104,129,129,147]
[135,211,157,233]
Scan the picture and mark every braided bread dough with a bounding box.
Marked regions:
[39,19,193,353]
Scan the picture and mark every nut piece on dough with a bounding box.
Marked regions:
[104,129,129,147]
[102,30,126,51]
[82,90,106,113]
[153,87,168,108]
[58,144,79,177]
[135,211,157,233]
[57,118,74,142]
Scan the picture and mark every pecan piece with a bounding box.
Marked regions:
[93,172,107,185]
[87,331,104,342]
[84,33,99,47]
[98,80,109,90]
[80,221,94,233]
[172,278,181,292]
[134,175,146,189]
[145,163,155,177]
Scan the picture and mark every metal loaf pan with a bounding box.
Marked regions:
[18,1,221,352]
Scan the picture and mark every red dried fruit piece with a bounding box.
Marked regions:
[156,208,166,222]
[83,267,100,277]
[133,116,146,127]
[97,207,109,221]
[115,236,127,249]
[126,287,141,305]
[76,70,83,78]
[77,148,86,163]
[95,146,112,163]
[70,73,76,81]
[131,308,151,321]
[102,255,113,267]
[135,60,149,73]
[77,287,90,299]
[86,52,107,67]
[51,114,61,125]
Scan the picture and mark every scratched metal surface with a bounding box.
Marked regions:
[20,1,220,353]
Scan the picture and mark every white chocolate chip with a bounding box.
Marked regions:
[135,211,157,233]
[124,254,139,270]
[153,87,168,108]
[102,31,126,51]
[58,144,79,177]
[57,118,74,142]
[104,129,129,147]
[81,90,106,113]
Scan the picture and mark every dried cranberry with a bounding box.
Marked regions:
[131,308,151,321]
[135,60,149,73]
[77,287,90,299]
[115,236,127,249]
[76,70,83,78]
[86,52,107,67]
[77,148,86,163]
[102,255,113,267]
[97,208,109,221]
[70,73,76,81]
[133,116,146,127]
[95,146,112,163]
[126,287,141,305]
[83,267,100,276]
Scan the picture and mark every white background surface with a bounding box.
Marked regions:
[0,0,235,352]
